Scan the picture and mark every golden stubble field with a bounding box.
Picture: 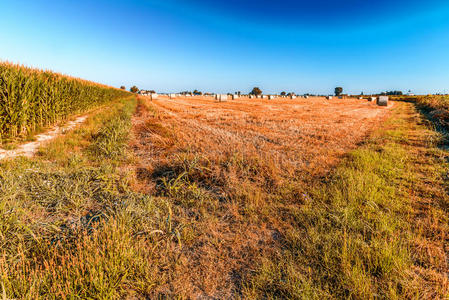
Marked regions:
[134,96,392,180]
[128,95,395,297]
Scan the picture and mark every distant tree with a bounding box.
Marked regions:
[385,90,403,96]
[237,91,241,96]
[130,86,139,93]
[250,87,262,96]
[360,91,364,95]
[335,87,343,96]
[280,91,286,96]
[193,89,202,95]
[120,86,126,90]
[149,90,156,94]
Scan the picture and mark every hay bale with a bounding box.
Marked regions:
[217,94,228,102]
[269,95,275,100]
[369,97,376,102]
[232,94,239,100]
[150,93,158,100]
[169,94,176,99]
[377,96,388,106]
[326,96,333,100]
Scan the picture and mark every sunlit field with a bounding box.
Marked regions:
[1,83,447,298]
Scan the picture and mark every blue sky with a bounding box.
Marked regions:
[1,0,449,94]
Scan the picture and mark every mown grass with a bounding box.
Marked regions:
[1,97,447,298]
[243,102,448,299]
[244,145,412,298]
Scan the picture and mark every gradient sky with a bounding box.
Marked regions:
[1,0,449,95]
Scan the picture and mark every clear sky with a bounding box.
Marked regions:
[1,0,449,95]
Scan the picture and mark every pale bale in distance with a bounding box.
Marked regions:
[232,94,239,100]
[327,96,333,100]
[369,97,376,102]
[150,93,158,100]
[217,94,228,102]
[269,95,275,100]
[377,96,388,106]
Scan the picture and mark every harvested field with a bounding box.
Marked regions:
[134,96,392,180]
[129,96,396,297]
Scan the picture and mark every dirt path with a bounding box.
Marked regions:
[0,115,88,160]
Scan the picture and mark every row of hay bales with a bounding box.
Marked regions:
[140,92,159,100]
[360,95,389,106]
[160,93,389,106]
[369,96,389,106]
[325,95,389,106]
[0,62,130,140]
[160,93,315,101]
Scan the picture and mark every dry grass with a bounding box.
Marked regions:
[135,96,391,180]
[129,96,399,298]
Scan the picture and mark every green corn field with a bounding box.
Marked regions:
[0,61,130,142]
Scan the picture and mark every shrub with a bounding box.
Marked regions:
[250,87,262,96]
